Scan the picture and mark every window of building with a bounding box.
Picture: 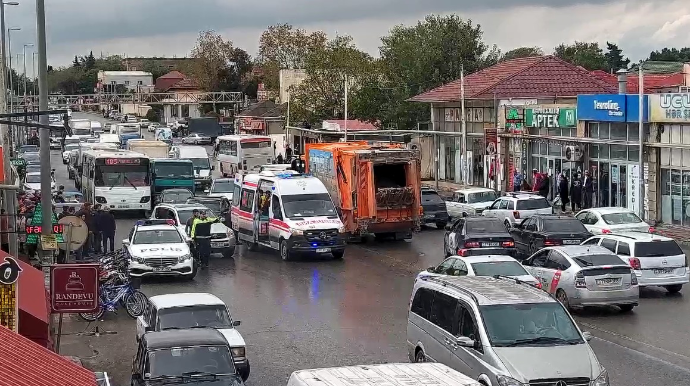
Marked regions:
[137,80,143,85]
[131,67,137,71]
[124,80,130,85]
[588,122,599,138]
[599,123,610,139]
[610,145,627,160]
[610,123,627,140]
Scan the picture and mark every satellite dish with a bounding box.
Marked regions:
[57,216,89,251]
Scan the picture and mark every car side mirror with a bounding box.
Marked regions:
[426,266,436,273]
[232,320,241,327]
[444,223,452,231]
[456,336,475,348]
[122,239,130,246]
[582,331,593,342]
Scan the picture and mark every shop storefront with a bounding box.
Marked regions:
[648,93,690,226]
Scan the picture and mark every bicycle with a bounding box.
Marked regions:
[79,280,148,321]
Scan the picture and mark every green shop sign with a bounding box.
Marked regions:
[525,107,577,128]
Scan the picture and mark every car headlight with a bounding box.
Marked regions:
[132,256,145,264]
[231,347,245,358]
[178,253,191,263]
[591,368,609,386]
[291,229,303,236]
[338,226,346,233]
[496,375,525,386]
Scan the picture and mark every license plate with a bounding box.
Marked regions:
[118,205,130,209]
[482,242,500,247]
[211,242,225,248]
[596,278,621,286]
[653,268,674,275]
[153,267,172,272]
[563,239,581,245]
[424,214,434,219]
[316,248,331,253]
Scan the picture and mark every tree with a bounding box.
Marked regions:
[72,56,80,68]
[258,23,327,90]
[288,35,376,124]
[142,60,170,80]
[647,47,690,62]
[351,15,495,129]
[48,54,125,94]
[502,46,544,61]
[553,42,607,70]
[604,42,629,72]
[187,31,253,92]
[84,51,97,69]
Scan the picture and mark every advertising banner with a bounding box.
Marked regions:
[577,94,626,121]
[50,264,99,313]
[649,93,690,123]
[524,107,577,128]
[0,257,22,332]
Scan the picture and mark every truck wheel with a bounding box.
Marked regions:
[280,239,291,261]
[245,240,258,252]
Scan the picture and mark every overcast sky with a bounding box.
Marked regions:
[5,0,690,73]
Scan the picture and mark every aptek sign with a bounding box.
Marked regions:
[50,264,99,313]
[525,107,576,128]
[649,93,690,122]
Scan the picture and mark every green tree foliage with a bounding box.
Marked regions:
[351,15,495,129]
[502,46,544,61]
[258,23,327,91]
[553,41,607,71]
[187,30,253,92]
[48,54,125,94]
[288,35,376,124]
[604,42,629,72]
[647,47,690,62]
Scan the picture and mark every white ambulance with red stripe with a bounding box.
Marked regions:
[230,170,347,261]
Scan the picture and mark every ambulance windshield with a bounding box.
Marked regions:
[282,193,337,219]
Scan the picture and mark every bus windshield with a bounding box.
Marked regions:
[95,164,149,187]
[119,126,139,134]
[154,163,193,178]
[190,158,210,169]
[240,140,271,151]
[72,128,91,136]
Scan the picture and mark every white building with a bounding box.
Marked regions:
[97,71,154,93]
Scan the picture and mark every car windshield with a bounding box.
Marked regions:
[210,181,233,193]
[154,163,193,178]
[422,190,444,204]
[64,144,79,152]
[190,158,210,169]
[158,305,232,330]
[601,212,643,225]
[26,165,41,173]
[26,174,41,183]
[542,219,588,232]
[635,241,683,257]
[571,253,625,267]
[22,154,40,162]
[162,191,193,204]
[282,193,337,219]
[20,145,38,153]
[467,220,507,234]
[177,209,216,225]
[190,200,222,214]
[63,192,84,203]
[480,303,583,347]
[468,191,498,203]
[146,345,235,378]
[471,261,529,277]
[133,230,182,244]
[516,198,551,210]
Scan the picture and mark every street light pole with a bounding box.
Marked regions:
[22,43,32,104]
[7,27,19,113]
[0,2,18,110]
[37,0,53,260]
[32,51,36,98]
[638,61,645,219]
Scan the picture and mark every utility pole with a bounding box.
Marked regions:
[22,43,32,102]
[343,74,348,142]
[37,0,52,261]
[7,27,20,115]
[460,65,467,185]
[638,62,645,219]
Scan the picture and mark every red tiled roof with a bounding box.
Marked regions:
[157,70,186,79]
[323,120,378,131]
[155,70,190,92]
[409,56,616,102]
[0,324,97,386]
[166,77,200,91]
[590,70,686,93]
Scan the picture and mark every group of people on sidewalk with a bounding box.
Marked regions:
[57,202,117,262]
[513,169,597,213]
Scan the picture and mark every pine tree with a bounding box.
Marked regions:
[85,51,96,69]
[605,42,630,73]
[72,55,80,68]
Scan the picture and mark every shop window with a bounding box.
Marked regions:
[610,145,627,160]
[591,144,600,159]
[683,126,690,145]
[599,145,610,159]
[548,127,560,137]
[549,144,561,157]
[539,143,548,155]
[628,147,639,162]
[628,125,640,141]
[661,148,671,166]
[683,150,690,168]
[660,125,671,143]
[562,127,575,137]
[599,123,610,139]
[529,127,540,136]
[611,123,627,140]
[671,148,683,167]
[588,122,599,138]
[671,125,682,144]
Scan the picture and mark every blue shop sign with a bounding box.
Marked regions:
[577,94,648,122]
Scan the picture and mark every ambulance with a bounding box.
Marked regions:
[230,170,347,261]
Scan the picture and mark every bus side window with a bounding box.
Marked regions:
[230,141,238,157]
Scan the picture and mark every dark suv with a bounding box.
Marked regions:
[421,187,449,229]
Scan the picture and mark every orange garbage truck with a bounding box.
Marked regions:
[304,142,422,240]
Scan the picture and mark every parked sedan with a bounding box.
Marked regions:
[419,254,540,287]
[575,207,652,235]
[510,215,592,258]
[443,217,516,257]
[182,133,212,145]
[420,187,449,228]
[522,245,639,312]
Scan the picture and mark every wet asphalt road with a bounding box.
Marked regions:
[57,112,690,386]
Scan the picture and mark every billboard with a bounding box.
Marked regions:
[577,94,649,122]
[0,257,22,332]
[50,264,99,313]
[649,93,690,123]
[524,107,577,128]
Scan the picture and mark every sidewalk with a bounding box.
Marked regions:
[652,224,690,246]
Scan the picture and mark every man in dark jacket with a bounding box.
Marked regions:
[583,170,594,209]
[76,202,94,257]
[100,207,117,253]
[92,204,103,254]
[570,172,583,212]
[538,173,550,198]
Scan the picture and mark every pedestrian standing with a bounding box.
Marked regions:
[583,170,594,209]
[570,172,583,212]
[531,169,541,193]
[285,144,292,161]
[538,173,550,198]
[57,206,70,220]
[76,202,94,257]
[75,214,88,261]
[92,204,103,254]
[512,171,523,192]
[190,210,220,269]
[100,207,116,254]
[558,174,570,212]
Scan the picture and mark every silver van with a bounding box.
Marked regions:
[407,276,609,386]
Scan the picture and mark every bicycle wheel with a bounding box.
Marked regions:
[79,307,105,322]
[124,290,148,318]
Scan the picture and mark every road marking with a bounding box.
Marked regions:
[591,336,690,373]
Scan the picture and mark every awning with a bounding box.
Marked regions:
[0,324,97,386]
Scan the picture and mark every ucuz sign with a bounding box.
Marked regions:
[649,93,690,122]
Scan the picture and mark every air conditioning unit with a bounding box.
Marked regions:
[407,142,420,151]
[565,145,583,161]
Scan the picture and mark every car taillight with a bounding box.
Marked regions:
[544,239,561,246]
[602,229,611,234]
[575,272,587,288]
[631,273,638,285]
[464,241,480,248]
[502,241,515,247]
[513,211,520,219]
[628,257,641,270]
[648,227,655,233]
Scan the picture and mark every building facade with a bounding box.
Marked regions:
[97,71,154,92]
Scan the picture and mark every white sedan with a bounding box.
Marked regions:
[575,207,652,235]
[416,254,540,288]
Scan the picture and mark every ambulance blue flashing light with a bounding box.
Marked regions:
[136,219,175,226]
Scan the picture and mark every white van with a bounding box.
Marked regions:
[231,170,346,261]
[287,363,480,386]
[170,145,212,190]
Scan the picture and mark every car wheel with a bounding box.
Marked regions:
[414,349,426,363]
[665,284,683,293]
[556,289,571,310]
[504,220,512,230]
[222,247,235,259]
[619,304,635,312]
[280,239,291,261]
[332,250,344,259]
[436,221,447,229]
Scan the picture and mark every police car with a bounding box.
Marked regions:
[123,219,196,280]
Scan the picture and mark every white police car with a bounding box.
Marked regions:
[123,219,196,280]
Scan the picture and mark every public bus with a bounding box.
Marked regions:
[81,149,151,215]
[215,134,273,177]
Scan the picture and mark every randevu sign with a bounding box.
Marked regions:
[50,264,99,313]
